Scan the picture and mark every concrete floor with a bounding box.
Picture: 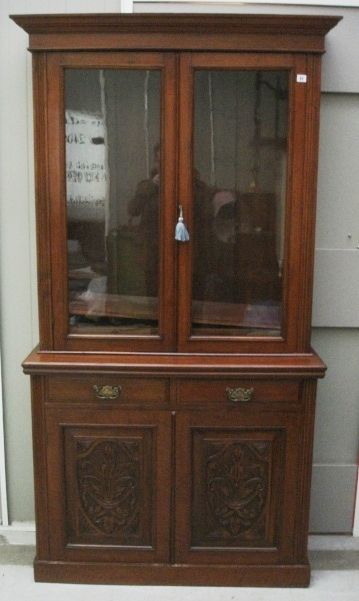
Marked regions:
[0,536,358,600]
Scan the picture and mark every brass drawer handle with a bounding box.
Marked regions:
[226,387,254,403]
[93,385,122,400]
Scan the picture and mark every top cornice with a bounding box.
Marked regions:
[11,13,341,35]
[10,13,342,53]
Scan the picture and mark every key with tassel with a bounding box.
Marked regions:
[175,204,190,242]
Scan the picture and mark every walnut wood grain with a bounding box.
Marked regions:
[47,374,170,404]
[45,51,177,353]
[32,54,53,349]
[13,12,340,588]
[11,14,341,54]
[30,377,50,558]
[297,55,323,351]
[176,378,300,405]
[34,560,311,586]
[45,407,171,563]
[175,411,298,565]
[10,13,341,35]
[176,51,313,354]
[23,348,326,378]
[66,431,150,545]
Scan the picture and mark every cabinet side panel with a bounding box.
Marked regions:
[32,53,53,349]
[31,376,50,558]
[297,55,322,351]
[294,379,317,560]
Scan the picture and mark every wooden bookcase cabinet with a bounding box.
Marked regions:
[13,14,340,587]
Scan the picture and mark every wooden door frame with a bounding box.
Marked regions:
[45,405,172,562]
[174,409,302,564]
[42,51,177,352]
[176,51,320,354]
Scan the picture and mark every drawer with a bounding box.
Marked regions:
[47,375,170,405]
[176,378,300,405]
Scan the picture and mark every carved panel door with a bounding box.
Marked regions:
[45,406,171,563]
[175,410,301,565]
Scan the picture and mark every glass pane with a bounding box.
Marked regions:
[192,70,288,337]
[65,69,161,335]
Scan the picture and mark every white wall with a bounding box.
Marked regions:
[0,0,123,524]
[1,0,36,523]
[1,1,358,532]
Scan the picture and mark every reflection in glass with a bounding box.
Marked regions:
[65,69,161,335]
[192,70,289,337]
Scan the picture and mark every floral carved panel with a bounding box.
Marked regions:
[77,439,140,537]
[65,427,153,547]
[192,430,282,548]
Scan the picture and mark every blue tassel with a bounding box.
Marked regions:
[175,205,190,242]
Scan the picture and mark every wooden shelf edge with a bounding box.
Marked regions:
[22,347,326,378]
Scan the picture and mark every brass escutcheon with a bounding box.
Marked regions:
[226,387,254,403]
[93,384,122,400]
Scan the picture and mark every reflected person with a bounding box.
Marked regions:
[127,144,160,298]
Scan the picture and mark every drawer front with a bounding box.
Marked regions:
[176,378,300,406]
[47,375,170,405]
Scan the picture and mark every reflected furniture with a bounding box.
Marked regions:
[13,13,340,586]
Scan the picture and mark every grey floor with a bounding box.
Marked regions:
[0,536,359,600]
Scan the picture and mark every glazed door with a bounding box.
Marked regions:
[43,51,314,354]
[177,52,311,353]
[45,406,171,563]
[46,52,177,352]
[175,410,301,565]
